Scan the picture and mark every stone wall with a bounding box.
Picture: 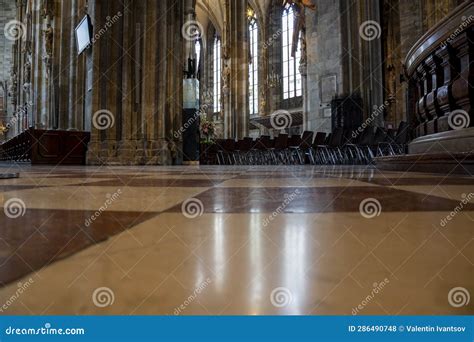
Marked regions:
[305,0,343,133]
[0,0,16,125]
[0,0,15,79]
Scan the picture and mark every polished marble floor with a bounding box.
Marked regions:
[0,163,473,315]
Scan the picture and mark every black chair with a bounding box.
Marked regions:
[270,133,289,164]
[215,139,226,165]
[287,134,303,164]
[310,132,327,164]
[256,135,272,164]
[353,127,376,164]
[223,139,236,164]
[298,131,314,164]
[240,137,254,164]
[377,122,410,156]
[325,128,344,164]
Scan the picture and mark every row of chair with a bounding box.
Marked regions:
[205,122,410,165]
[0,129,32,162]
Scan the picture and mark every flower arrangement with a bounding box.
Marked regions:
[0,121,9,137]
[200,118,215,144]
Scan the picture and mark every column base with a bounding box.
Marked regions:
[87,139,174,165]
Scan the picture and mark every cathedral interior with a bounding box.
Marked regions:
[0,0,472,316]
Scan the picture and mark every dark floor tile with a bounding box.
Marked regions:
[166,186,474,214]
[234,174,336,179]
[0,173,19,179]
[0,209,158,286]
[0,185,50,192]
[37,174,151,181]
[181,172,242,176]
[353,177,474,186]
[71,178,225,187]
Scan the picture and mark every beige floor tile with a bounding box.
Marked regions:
[0,165,472,316]
[216,178,379,188]
[0,186,209,212]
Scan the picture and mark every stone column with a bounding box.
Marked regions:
[67,0,78,130]
[87,0,184,165]
[166,0,184,163]
[85,0,103,165]
[117,0,135,165]
[142,0,161,163]
[364,0,384,127]
[225,0,248,139]
[57,0,71,130]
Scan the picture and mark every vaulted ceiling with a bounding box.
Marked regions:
[195,0,273,34]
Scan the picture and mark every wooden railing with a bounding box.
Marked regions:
[405,1,473,138]
[0,128,90,165]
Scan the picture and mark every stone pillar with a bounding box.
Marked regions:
[307,0,343,133]
[142,0,161,163]
[67,0,78,130]
[87,0,183,165]
[224,0,248,139]
[116,0,135,165]
[85,0,103,165]
[364,0,384,127]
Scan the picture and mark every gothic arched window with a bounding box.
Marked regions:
[195,39,201,77]
[282,4,302,100]
[213,35,221,113]
[248,8,259,115]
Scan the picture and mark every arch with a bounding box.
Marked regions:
[196,0,224,36]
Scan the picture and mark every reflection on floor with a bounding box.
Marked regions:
[0,164,473,315]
